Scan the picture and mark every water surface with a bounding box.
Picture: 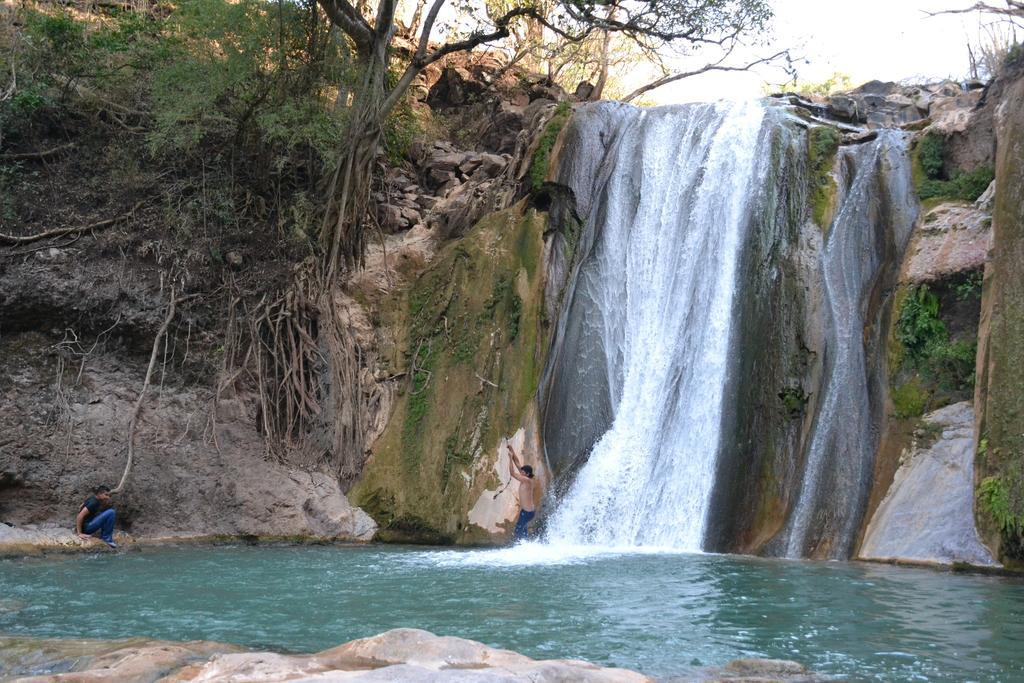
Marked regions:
[1,544,1022,681]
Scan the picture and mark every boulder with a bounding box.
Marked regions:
[851,79,899,96]
[427,66,488,108]
[574,81,596,101]
[0,523,132,557]
[859,402,999,567]
[899,202,992,284]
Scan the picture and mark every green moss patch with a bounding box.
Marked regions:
[529,102,572,191]
[352,201,549,542]
[807,125,840,229]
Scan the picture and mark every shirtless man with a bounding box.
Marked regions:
[506,443,537,542]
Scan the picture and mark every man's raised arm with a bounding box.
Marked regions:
[507,444,528,482]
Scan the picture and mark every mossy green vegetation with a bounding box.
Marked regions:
[977,476,1024,539]
[911,132,994,202]
[807,125,840,229]
[529,102,573,190]
[886,274,980,427]
[891,378,928,419]
[352,202,549,542]
[895,284,976,393]
[778,385,808,418]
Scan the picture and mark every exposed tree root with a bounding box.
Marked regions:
[112,289,185,494]
[0,200,144,246]
[0,142,77,161]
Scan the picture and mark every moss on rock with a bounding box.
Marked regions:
[807,125,840,229]
[351,202,549,543]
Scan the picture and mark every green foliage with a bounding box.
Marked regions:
[783,72,853,96]
[918,166,995,202]
[778,385,808,418]
[978,476,1024,538]
[914,132,993,202]
[896,286,946,356]
[892,378,928,419]
[383,101,419,165]
[402,342,435,468]
[530,102,572,191]
[955,271,983,301]
[1005,42,1024,67]
[896,285,976,393]
[917,134,945,180]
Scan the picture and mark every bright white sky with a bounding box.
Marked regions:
[648,0,998,103]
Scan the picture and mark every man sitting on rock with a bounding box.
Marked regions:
[76,485,117,548]
[506,443,537,543]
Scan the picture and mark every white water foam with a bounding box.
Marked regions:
[405,543,696,569]
[541,100,767,552]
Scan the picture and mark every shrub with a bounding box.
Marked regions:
[918,166,995,202]
[896,285,976,392]
[917,133,945,180]
[978,477,1024,537]
[896,286,946,357]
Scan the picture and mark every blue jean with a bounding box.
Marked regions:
[83,509,116,543]
[513,510,535,542]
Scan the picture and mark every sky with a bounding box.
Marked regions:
[649,0,1008,103]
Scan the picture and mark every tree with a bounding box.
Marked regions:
[314,0,776,278]
[252,0,778,461]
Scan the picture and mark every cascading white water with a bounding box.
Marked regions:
[542,101,768,550]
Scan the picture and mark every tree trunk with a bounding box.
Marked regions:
[319,41,389,279]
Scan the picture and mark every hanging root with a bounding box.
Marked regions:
[112,288,182,494]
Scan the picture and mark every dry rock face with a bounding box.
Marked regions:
[859,402,998,567]
[2,628,823,682]
[823,79,984,130]
[899,196,993,284]
[0,319,375,544]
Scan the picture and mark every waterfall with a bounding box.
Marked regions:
[540,101,769,550]
[780,130,917,558]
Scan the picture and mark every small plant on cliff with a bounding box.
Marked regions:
[917,133,946,180]
[915,131,993,202]
[530,101,573,191]
[978,476,1024,539]
[778,385,808,418]
[955,271,984,301]
[896,285,977,393]
[896,286,946,357]
[918,167,995,202]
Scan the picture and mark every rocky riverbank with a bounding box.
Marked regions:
[1,628,825,682]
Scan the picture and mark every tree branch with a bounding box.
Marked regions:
[924,1,1024,18]
[622,49,791,103]
[317,0,374,57]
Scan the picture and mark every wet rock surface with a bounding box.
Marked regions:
[859,402,998,567]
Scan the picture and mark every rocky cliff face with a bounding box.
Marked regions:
[973,62,1024,568]
[0,51,567,545]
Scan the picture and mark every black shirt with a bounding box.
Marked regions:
[82,496,102,525]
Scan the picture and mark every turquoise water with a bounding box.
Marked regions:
[1,544,1023,681]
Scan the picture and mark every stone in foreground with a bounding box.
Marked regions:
[2,629,823,682]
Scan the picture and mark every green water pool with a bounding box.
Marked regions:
[1,544,1022,680]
